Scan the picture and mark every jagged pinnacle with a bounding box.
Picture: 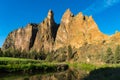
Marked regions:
[47,9,54,19]
[61,8,73,24]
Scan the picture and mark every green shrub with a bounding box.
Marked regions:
[37,51,47,60]
[0,57,68,72]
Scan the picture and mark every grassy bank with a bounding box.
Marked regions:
[68,62,120,80]
[0,57,68,73]
[68,62,120,71]
[68,62,96,72]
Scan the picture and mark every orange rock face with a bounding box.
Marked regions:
[33,10,58,52]
[2,10,58,52]
[54,9,108,50]
[2,24,38,51]
[2,9,111,52]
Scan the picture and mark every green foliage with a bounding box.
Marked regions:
[0,57,42,65]
[104,47,114,63]
[38,51,47,60]
[114,45,120,63]
[1,48,22,58]
[68,62,96,71]
[102,45,120,64]
[80,63,96,71]
[1,48,47,60]
[68,62,120,80]
[0,57,68,72]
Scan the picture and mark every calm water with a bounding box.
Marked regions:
[0,68,87,80]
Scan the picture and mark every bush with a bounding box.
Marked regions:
[37,51,47,60]
[1,48,47,60]
[46,52,54,62]
[3,48,13,57]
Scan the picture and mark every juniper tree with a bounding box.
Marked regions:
[104,47,114,63]
[114,45,120,63]
[68,45,73,60]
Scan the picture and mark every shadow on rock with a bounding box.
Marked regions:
[82,67,120,80]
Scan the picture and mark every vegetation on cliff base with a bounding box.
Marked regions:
[1,45,120,65]
[103,45,120,64]
[0,48,47,60]
[0,57,68,73]
[104,47,114,63]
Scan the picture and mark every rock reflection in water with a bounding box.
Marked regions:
[0,69,87,80]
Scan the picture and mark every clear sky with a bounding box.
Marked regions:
[0,0,120,47]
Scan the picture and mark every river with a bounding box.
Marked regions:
[0,68,87,80]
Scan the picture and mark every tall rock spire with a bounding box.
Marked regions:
[47,9,54,20]
[61,9,73,25]
[33,10,58,52]
[54,9,74,50]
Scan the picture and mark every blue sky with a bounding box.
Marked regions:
[0,0,120,47]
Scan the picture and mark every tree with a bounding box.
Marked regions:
[29,50,37,59]
[32,50,47,60]
[0,48,3,57]
[114,45,120,63]
[3,48,13,57]
[68,45,73,60]
[104,47,114,63]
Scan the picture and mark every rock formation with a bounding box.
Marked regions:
[54,9,108,50]
[2,23,38,51]
[2,9,119,55]
[32,10,58,52]
[2,10,58,52]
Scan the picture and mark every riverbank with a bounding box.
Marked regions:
[68,62,120,71]
[1,57,120,80]
[0,57,68,73]
[1,57,120,73]
[2,57,120,80]
[68,62,120,80]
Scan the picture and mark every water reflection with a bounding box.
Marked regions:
[0,68,87,80]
